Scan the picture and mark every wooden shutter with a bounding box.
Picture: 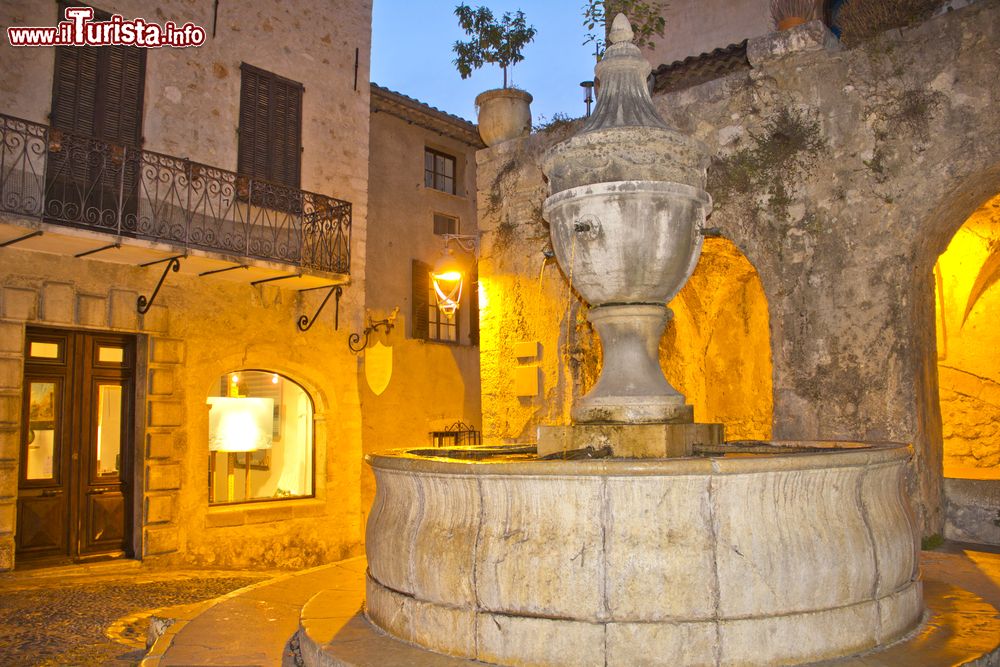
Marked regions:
[51,46,99,136]
[412,259,430,340]
[97,45,145,147]
[238,64,303,188]
[469,263,480,346]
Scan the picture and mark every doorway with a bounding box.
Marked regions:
[16,328,136,565]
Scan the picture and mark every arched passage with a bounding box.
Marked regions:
[934,193,1000,473]
[662,236,773,440]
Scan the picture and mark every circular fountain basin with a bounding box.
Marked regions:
[365,441,922,667]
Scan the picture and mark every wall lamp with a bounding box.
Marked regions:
[349,306,399,353]
[432,234,479,318]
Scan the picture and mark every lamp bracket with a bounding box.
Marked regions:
[441,233,480,257]
[348,306,399,353]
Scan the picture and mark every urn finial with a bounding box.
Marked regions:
[608,13,634,44]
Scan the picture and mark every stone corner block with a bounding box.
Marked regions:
[150,338,185,365]
[146,494,174,524]
[747,19,841,68]
[148,400,183,428]
[0,358,22,391]
[0,537,12,571]
[141,304,170,334]
[110,289,139,331]
[146,432,178,460]
[41,282,75,324]
[77,293,109,328]
[145,526,179,555]
[2,287,38,322]
[0,322,24,354]
[147,463,182,491]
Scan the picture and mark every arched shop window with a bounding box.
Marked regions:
[207,370,314,504]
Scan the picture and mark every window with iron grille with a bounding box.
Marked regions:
[433,213,458,236]
[424,148,456,195]
[238,63,303,189]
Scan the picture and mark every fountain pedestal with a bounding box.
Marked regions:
[537,421,722,458]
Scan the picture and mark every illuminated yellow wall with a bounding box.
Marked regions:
[478,225,773,442]
[664,237,773,440]
[935,193,1000,471]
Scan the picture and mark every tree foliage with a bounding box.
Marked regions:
[453,4,537,89]
[582,0,667,59]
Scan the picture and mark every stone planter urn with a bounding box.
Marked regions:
[476,88,532,146]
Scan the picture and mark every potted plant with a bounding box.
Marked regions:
[453,4,536,146]
[770,0,820,31]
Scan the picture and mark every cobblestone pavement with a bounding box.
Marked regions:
[0,565,273,667]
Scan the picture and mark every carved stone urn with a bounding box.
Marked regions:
[541,14,712,424]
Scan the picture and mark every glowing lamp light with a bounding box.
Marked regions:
[432,254,465,319]
[207,397,274,452]
[431,234,479,318]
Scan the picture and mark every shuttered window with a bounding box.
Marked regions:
[48,4,145,226]
[412,259,430,340]
[238,64,303,188]
[50,11,146,146]
[412,259,460,343]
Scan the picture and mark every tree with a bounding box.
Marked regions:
[582,0,667,59]
[452,4,537,89]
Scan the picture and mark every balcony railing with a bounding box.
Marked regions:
[0,113,351,274]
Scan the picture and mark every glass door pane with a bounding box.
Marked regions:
[95,384,123,477]
[26,381,58,480]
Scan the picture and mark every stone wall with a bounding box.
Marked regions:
[476,3,1000,534]
[0,250,366,569]
[0,0,373,569]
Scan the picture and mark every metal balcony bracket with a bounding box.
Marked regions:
[199,264,248,277]
[0,230,43,247]
[251,274,301,287]
[137,256,183,314]
[75,242,120,258]
[297,285,342,332]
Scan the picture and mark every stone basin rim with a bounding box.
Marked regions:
[542,179,713,210]
[366,440,912,477]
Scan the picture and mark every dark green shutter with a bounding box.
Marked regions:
[469,263,479,346]
[412,259,430,340]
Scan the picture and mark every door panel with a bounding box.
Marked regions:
[16,328,135,565]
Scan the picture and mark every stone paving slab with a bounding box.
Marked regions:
[0,563,270,667]
[145,558,367,667]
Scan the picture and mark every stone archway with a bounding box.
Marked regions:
[934,193,1000,474]
[662,236,773,440]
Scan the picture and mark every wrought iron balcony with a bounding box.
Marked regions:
[0,113,351,275]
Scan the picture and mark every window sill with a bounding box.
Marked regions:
[423,186,468,201]
[206,497,325,528]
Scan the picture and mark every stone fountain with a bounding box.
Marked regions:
[363,15,922,666]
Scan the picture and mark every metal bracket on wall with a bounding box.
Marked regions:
[137,256,183,314]
[297,284,342,332]
[0,230,43,247]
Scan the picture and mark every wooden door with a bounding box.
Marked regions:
[16,329,135,565]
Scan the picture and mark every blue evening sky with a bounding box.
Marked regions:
[371,1,599,126]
